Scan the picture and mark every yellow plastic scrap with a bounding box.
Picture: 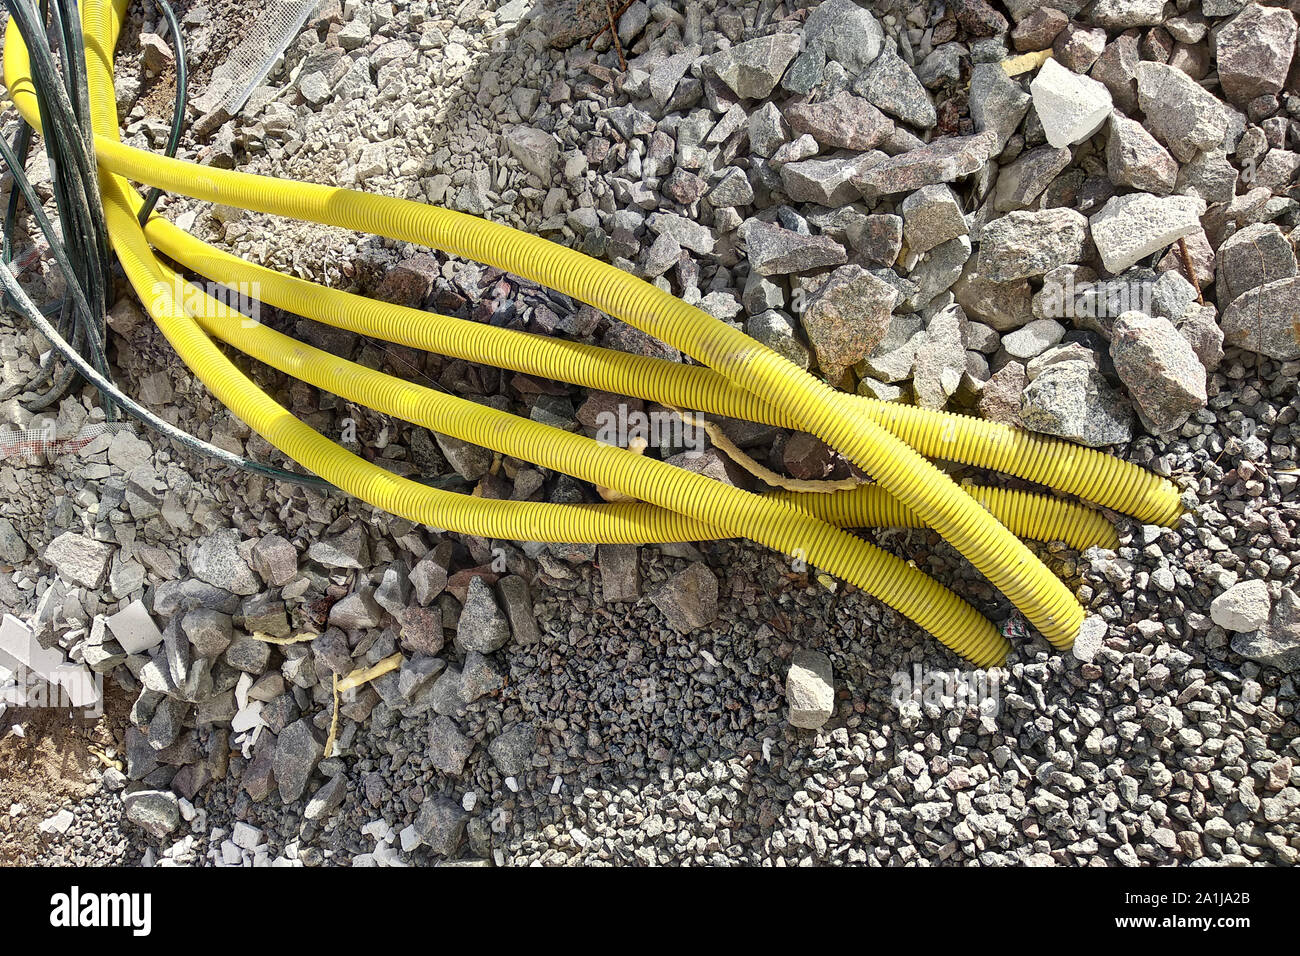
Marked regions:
[1002,49,1053,76]
[250,631,319,645]
[337,652,403,694]
[324,673,340,760]
[326,653,404,757]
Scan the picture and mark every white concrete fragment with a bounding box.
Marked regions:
[373,842,407,867]
[38,808,74,835]
[1210,580,1271,632]
[0,614,58,675]
[231,700,264,734]
[1030,58,1113,148]
[0,614,99,708]
[232,821,264,850]
[104,599,164,655]
[1089,192,1206,274]
[235,671,254,711]
[399,825,420,853]
[362,819,394,843]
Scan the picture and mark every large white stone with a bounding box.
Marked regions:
[1030,58,1113,148]
[105,599,164,655]
[1090,192,1206,274]
[1210,580,1271,632]
[786,649,834,729]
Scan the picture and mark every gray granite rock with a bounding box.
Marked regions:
[123,790,180,839]
[1135,62,1233,162]
[1089,192,1205,274]
[803,0,885,75]
[976,208,1089,281]
[785,92,894,150]
[648,562,718,633]
[786,649,834,729]
[1220,276,1300,360]
[1105,112,1177,194]
[852,47,936,128]
[1215,3,1298,104]
[706,34,802,100]
[1109,311,1207,434]
[901,184,967,254]
[852,130,1000,197]
[454,576,512,653]
[800,264,898,380]
[743,219,846,276]
[1215,223,1297,307]
[273,717,326,803]
[1021,360,1134,446]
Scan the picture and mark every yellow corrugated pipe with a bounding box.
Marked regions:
[91,3,1177,546]
[101,181,1010,664]
[777,483,1119,552]
[131,223,1123,552]
[88,134,1089,646]
[68,0,1015,666]
[67,4,1092,652]
[0,0,1152,665]
[47,9,1111,560]
[137,212,1121,558]
[146,218,1181,526]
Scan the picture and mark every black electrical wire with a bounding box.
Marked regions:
[0,0,333,489]
[0,257,333,487]
[6,0,114,412]
[0,0,45,285]
[138,0,187,225]
[1,122,35,279]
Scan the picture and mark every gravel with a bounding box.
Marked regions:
[4,0,1299,870]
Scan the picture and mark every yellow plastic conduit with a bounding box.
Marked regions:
[7,0,1129,663]
[63,6,1089,651]
[86,135,1089,647]
[92,1,1178,540]
[147,217,1182,526]
[100,178,1008,664]
[45,10,1112,561]
[145,242,1120,551]
[778,483,1119,553]
[145,228,1120,559]
[70,0,1012,666]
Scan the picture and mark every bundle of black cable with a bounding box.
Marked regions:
[0,0,330,486]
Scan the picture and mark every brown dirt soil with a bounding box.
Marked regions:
[0,683,130,866]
